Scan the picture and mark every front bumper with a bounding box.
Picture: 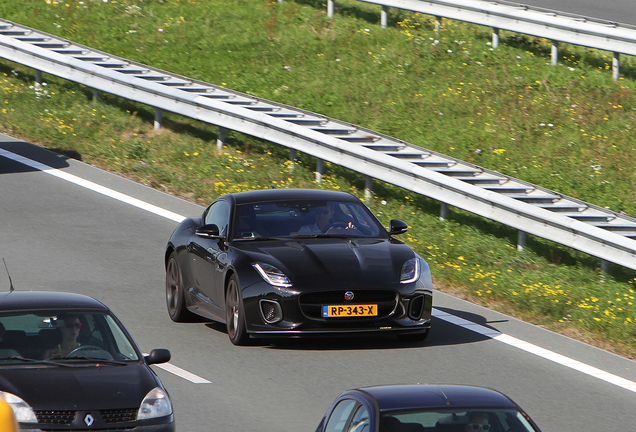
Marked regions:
[242,281,432,338]
[19,414,175,432]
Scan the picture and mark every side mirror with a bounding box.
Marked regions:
[388,219,408,235]
[145,348,171,365]
[196,224,222,238]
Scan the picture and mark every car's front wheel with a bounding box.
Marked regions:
[225,274,249,345]
[166,252,196,322]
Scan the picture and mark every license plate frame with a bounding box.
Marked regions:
[322,304,378,318]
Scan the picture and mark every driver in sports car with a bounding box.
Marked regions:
[43,314,82,359]
[299,204,355,233]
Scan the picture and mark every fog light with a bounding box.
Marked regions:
[260,300,283,324]
[408,295,425,320]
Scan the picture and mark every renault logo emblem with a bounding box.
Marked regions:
[84,413,95,427]
[344,291,354,301]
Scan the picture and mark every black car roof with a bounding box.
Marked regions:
[0,291,109,312]
[220,188,360,205]
[351,385,517,411]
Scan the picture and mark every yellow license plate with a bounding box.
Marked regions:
[322,304,377,317]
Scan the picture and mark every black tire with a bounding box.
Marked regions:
[166,252,196,322]
[225,274,249,345]
[397,328,430,343]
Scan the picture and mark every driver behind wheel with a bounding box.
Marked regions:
[299,204,336,233]
[43,314,82,359]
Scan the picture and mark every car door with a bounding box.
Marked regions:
[187,200,231,320]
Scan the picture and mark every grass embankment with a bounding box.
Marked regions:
[1,0,636,356]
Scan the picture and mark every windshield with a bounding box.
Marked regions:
[381,408,540,432]
[0,310,140,363]
[233,199,385,239]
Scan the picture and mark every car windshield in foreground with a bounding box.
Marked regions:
[233,199,385,240]
[382,408,540,432]
[0,310,140,363]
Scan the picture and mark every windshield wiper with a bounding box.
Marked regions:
[233,236,292,241]
[0,356,74,367]
[61,356,129,366]
[291,233,355,239]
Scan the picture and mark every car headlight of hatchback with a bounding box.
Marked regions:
[400,257,420,284]
[137,387,172,420]
[0,391,37,423]
[253,263,292,287]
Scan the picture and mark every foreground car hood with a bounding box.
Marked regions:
[0,363,158,410]
[238,237,415,287]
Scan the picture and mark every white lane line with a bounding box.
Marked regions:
[146,358,211,384]
[433,308,636,393]
[4,147,636,392]
[0,149,185,223]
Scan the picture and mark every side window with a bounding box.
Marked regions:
[348,405,370,432]
[204,200,231,236]
[325,399,357,432]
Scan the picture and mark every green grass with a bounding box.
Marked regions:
[1,0,636,356]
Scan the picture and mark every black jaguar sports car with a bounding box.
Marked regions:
[165,188,432,345]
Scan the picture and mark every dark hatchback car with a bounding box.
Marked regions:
[165,188,433,345]
[316,384,542,432]
[0,291,174,431]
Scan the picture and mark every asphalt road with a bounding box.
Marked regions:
[507,0,636,26]
[1,134,636,431]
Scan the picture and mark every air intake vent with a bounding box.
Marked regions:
[260,299,283,323]
[408,295,425,320]
[35,410,76,425]
[101,408,138,423]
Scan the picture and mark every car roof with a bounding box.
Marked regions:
[0,291,109,312]
[219,188,360,205]
[348,385,518,411]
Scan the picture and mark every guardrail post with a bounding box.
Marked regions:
[381,6,388,29]
[600,259,610,283]
[551,41,559,66]
[154,108,162,130]
[440,202,448,221]
[517,231,527,252]
[289,149,297,173]
[327,0,334,18]
[435,16,443,32]
[93,89,100,103]
[316,159,325,183]
[35,70,42,84]
[492,28,499,49]
[217,126,227,150]
[613,52,620,81]
[365,176,373,202]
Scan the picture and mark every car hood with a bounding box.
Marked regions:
[0,363,159,410]
[237,237,415,288]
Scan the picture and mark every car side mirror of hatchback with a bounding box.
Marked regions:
[196,224,223,238]
[388,219,408,235]
[145,349,171,365]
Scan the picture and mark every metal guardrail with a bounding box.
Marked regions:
[322,0,636,80]
[0,18,635,271]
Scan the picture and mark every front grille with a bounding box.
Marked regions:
[35,410,76,425]
[101,408,137,423]
[299,290,397,319]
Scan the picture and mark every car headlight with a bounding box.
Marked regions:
[0,391,37,423]
[252,263,292,287]
[137,387,172,420]
[400,257,420,284]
